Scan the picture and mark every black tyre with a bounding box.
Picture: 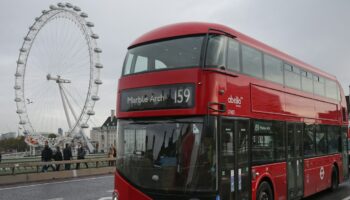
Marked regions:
[257,181,274,200]
[330,166,339,191]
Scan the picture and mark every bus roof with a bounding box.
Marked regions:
[130,22,336,80]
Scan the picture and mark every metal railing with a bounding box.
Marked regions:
[0,157,116,176]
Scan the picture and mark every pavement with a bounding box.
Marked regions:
[0,174,350,200]
[0,175,114,200]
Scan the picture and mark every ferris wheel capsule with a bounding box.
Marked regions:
[94,79,102,85]
[15,98,22,102]
[81,124,89,128]
[94,47,102,53]
[73,6,81,12]
[15,72,22,77]
[65,3,73,8]
[16,109,24,114]
[91,33,99,39]
[14,85,21,90]
[87,110,95,115]
[49,5,58,10]
[95,63,103,69]
[80,12,88,18]
[91,95,100,101]
[86,22,94,27]
[17,60,24,64]
[19,120,26,125]
[57,3,65,8]
[20,48,27,53]
[24,36,31,41]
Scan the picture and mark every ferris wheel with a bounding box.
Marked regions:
[14,3,102,148]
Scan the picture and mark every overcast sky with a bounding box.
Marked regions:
[1,0,350,133]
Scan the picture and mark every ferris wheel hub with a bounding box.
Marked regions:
[46,74,71,83]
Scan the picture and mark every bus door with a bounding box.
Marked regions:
[219,118,250,200]
[287,123,304,200]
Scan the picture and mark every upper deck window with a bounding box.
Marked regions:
[205,35,240,72]
[301,70,313,93]
[241,45,263,78]
[263,54,283,84]
[122,36,204,75]
[284,64,301,90]
[313,75,325,96]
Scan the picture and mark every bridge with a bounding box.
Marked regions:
[0,157,115,200]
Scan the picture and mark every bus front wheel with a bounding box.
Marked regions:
[257,181,274,200]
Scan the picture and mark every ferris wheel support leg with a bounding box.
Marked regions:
[61,87,78,122]
[58,83,72,129]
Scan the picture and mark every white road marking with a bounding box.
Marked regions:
[47,198,64,200]
[0,175,113,191]
[342,196,350,200]
[106,190,114,193]
[98,197,112,200]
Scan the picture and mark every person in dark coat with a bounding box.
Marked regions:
[0,152,2,163]
[53,146,63,171]
[41,141,55,172]
[63,144,73,170]
[76,144,88,169]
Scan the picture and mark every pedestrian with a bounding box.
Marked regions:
[112,145,117,166]
[108,147,114,166]
[76,144,88,169]
[0,152,2,163]
[53,146,63,171]
[41,141,55,172]
[63,144,73,170]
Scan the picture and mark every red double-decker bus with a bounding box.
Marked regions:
[113,22,349,200]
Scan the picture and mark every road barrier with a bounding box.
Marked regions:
[0,158,116,185]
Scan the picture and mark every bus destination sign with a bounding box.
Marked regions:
[120,84,195,112]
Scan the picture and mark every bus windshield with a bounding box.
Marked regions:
[122,36,204,75]
[116,117,217,193]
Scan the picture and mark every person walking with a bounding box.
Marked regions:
[53,146,63,171]
[112,145,117,166]
[41,141,55,172]
[63,144,73,170]
[76,144,88,169]
[108,147,114,166]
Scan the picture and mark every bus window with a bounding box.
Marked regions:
[206,35,227,68]
[134,56,148,73]
[327,126,340,154]
[155,60,167,69]
[263,54,283,84]
[241,45,263,78]
[123,53,134,75]
[284,64,301,89]
[313,75,325,96]
[315,125,327,155]
[301,71,313,93]
[122,36,204,75]
[252,120,285,164]
[325,79,338,100]
[227,38,240,72]
[304,124,315,157]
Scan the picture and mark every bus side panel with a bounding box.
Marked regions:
[303,154,342,197]
[115,171,152,200]
[251,162,287,200]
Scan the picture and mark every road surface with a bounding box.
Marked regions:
[1,175,350,200]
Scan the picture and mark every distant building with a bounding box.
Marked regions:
[58,128,63,136]
[90,110,117,153]
[0,132,17,140]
